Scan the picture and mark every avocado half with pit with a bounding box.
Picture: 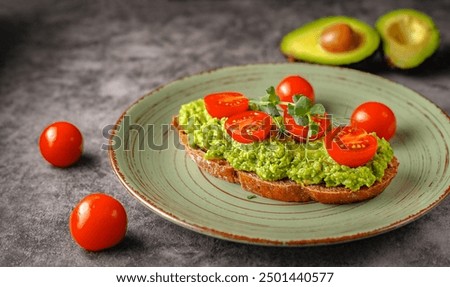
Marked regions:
[280,16,380,66]
[376,9,440,69]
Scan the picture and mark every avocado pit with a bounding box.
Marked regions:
[320,23,361,53]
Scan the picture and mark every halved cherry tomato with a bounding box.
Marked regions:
[276,75,315,109]
[39,121,83,167]
[225,111,272,144]
[325,126,378,167]
[204,92,249,118]
[70,193,127,252]
[284,113,331,142]
[350,101,396,141]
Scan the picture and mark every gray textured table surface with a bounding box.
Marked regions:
[1,0,449,267]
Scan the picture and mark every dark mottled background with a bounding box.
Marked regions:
[0,0,449,266]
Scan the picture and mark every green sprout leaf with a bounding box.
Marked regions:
[249,100,260,111]
[266,86,280,105]
[286,95,328,141]
[261,86,280,105]
[292,94,303,102]
[310,103,325,115]
[293,96,312,116]
[293,115,309,126]
[308,121,319,137]
[251,86,281,118]
[259,102,280,117]
[287,103,295,117]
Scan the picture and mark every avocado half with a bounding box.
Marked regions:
[376,9,440,69]
[280,16,380,66]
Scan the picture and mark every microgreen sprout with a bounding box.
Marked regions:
[250,86,327,140]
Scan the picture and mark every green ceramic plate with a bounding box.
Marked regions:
[109,63,449,246]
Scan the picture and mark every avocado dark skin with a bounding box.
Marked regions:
[284,50,384,73]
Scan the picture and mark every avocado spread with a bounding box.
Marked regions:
[178,99,394,191]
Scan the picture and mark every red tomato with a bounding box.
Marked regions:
[350,102,396,141]
[284,114,331,142]
[276,75,315,104]
[70,193,127,252]
[325,126,378,167]
[39,121,83,167]
[204,92,249,118]
[225,111,272,144]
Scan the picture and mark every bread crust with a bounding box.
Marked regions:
[238,172,311,202]
[172,116,399,204]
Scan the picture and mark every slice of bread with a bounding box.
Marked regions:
[176,118,239,183]
[304,157,399,204]
[172,116,399,204]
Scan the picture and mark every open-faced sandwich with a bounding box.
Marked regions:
[172,75,399,204]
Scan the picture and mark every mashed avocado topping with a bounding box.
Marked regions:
[288,137,393,190]
[178,100,394,191]
[178,99,230,159]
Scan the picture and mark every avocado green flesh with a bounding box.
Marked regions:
[376,9,440,69]
[280,16,380,65]
[178,100,394,191]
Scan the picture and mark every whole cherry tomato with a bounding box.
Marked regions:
[39,121,83,167]
[204,92,249,118]
[350,102,396,141]
[325,126,378,167]
[70,193,127,252]
[276,75,315,104]
[225,111,272,144]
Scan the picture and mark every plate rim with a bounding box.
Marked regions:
[108,62,450,246]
